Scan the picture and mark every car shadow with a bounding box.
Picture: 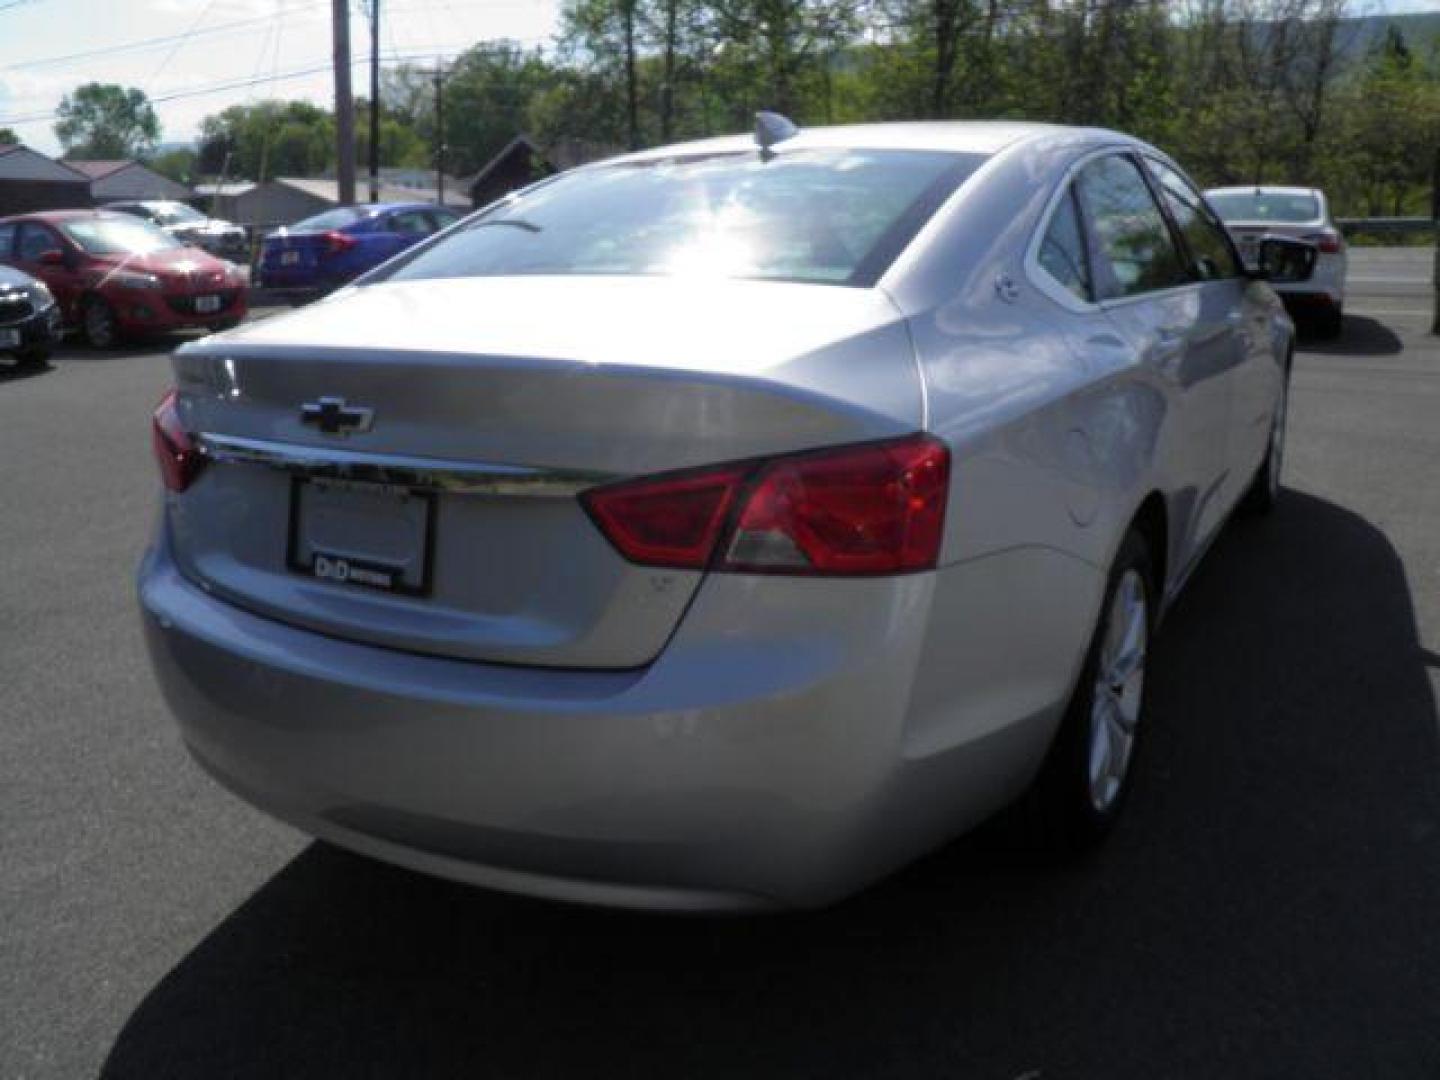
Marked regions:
[1296,313,1403,356]
[100,491,1440,1079]
[0,356,54,383]
[46,338,191,363]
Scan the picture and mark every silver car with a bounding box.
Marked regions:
[107,200,250,265]
[139,121,1314,911]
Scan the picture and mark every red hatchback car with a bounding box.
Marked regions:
[0,210,248,347]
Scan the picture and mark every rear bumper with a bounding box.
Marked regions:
[1273,252,1345,306]
[1275,287,1343,308]
[138,532,1077,910]
[257,264,346,296]
[113,288,248,332]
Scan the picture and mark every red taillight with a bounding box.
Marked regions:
[583,434,950,576]
[583,464,749,570]
[1305,229,1342,254]
[151,389,202,493]
[725,436,950,574]
[322,230,356,255]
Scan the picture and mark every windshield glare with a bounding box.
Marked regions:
[1207,192,1321,223]
[381,149,983,288]
[62,217,183,255]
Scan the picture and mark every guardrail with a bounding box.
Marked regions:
[1334,218,1438,334]
[1336,217,1433,238]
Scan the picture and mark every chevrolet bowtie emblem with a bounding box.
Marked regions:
[300,396,374,436]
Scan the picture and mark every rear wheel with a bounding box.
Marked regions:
[1024,530,1154,849]
[81,296,120,349]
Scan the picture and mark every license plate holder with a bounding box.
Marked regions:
[195,294,221,314]
[287,478,435,596]
[0,328,19,348]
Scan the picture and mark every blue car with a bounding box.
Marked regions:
[258,202,461,301]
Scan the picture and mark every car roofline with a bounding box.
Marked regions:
[584,121,1143,170]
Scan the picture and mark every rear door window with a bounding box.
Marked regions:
[1076,155,1190,300]
[0,223,15,258]
[1146,159,1242,281]
[1037,187,1092,302]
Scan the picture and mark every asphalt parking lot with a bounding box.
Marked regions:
[3,250,1438,1078]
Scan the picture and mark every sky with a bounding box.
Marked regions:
[0,0,562,155]
[1,0,1437,157]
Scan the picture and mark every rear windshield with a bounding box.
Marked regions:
[61,217,182,255]
[378,149,985,288]
[292,207,371,232]
[1207,192,1320,223]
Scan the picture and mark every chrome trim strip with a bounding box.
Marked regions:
[195,433,614,497]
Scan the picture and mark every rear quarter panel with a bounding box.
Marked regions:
[883,135,1175,771]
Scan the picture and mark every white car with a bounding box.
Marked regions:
[1205,186,1346,337]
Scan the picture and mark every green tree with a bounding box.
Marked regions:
[355,99,431,171]
[385,44,558,179]
[560,0,643,148]
[705,0,862,121]
[373,1,1440,223]
[54,83,160,159]
[147,147,198,184]
[197,100,333,180]
[0,127,18,145]
[1325,26,1440,215]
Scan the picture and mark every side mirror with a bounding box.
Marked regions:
[38,249,66,266]
[1255,236,1317,284]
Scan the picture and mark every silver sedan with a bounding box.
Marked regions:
[139,121,1314,911]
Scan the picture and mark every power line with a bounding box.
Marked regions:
[0,50,468,127]
[1,0,531,74]
[143,0,225,95]
[1,4,326,73]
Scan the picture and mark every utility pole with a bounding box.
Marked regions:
[434,63,445,207]
[332,0,356,206]
[1432,144,1439,336]
[368,0,380,203]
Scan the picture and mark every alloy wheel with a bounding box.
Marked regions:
[84,299,116,348]
[1087,568,1148,814]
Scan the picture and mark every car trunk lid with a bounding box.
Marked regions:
[166,275,922,668]
[262,231,339,273]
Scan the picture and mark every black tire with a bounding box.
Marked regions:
[14,346,50,367]
[80,295,121,349]
[1022,530,1156,851]
[1242,358,1291,516]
